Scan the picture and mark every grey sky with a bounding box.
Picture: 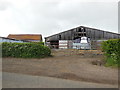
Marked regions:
[0,0,119,40]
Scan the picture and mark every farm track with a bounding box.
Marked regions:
[2,49,118,86]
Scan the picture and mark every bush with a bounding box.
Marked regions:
[101,39,120,67]
[2,42,51,58]
[30,42,44,45]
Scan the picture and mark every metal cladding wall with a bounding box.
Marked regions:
[0,37,25,43]
[45,26,120,42]
[85,28,120,40]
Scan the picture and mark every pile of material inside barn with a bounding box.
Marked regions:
[59,40,73,49]
[73,37,91,50]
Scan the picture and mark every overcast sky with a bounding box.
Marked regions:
[0,0,119,39]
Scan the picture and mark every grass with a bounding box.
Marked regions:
[104,57,119,68]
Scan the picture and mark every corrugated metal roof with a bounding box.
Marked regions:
[0,36,29,42]
[7,34,42,41]
[45,26,120,38]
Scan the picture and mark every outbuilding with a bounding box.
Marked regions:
[0,37,26,43]
[7,34,42,42]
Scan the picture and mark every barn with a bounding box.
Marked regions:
[7,34,42,42]
[45,26,120,49]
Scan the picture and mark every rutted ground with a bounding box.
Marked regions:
[2,49,118,86]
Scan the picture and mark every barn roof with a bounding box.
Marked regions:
[0,36,28,42]
[45,26,120,38]
[7,34,42,41]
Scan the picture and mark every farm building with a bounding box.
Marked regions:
[0,37,27,43]
[45,26,120,49]
[7,34,42,42]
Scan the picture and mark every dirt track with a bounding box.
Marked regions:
[2,49,118,85]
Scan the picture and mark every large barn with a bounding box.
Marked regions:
[45,26,120,49]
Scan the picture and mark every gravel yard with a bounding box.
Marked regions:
[2,49,118,86]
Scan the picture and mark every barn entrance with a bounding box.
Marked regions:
[50,41,59,49]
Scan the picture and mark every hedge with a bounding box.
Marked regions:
[2,42,51,58]
[101,39,120,67]
[30,42,44,45]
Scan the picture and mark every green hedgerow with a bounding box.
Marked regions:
[2,42,51,58]
[101,39,120,67]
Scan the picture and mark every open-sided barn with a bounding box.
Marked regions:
[45,26,120,49]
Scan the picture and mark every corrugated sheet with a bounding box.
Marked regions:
[0,37,24,43]
[45,26,120,42]
[7,34,42,41]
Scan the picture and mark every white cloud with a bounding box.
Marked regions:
[0,0,119,39]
